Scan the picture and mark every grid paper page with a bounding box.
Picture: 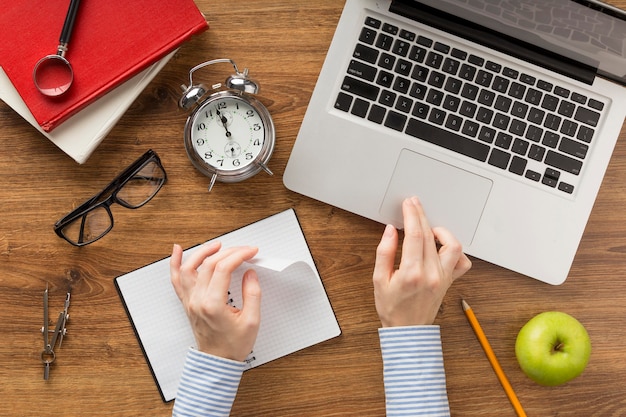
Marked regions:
[115,209,341,402]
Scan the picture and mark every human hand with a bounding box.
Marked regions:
[373,196,472,327]
[170,242,262,361]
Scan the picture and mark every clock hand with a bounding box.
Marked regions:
[215,107,232,138]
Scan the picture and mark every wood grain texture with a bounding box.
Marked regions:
[1,1,626,416]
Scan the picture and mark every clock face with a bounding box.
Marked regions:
[190,94,267,172]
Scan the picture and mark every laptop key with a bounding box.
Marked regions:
[525,88,542,105]
[376,71,394,88]
[394,59,412,76]
[542,168,559,187]
[376,33,394,51]
[368,104,386,124]
[359,27,377,45]
[485,61,502,72]
[335,92,353,112]
[412,103,429,119]
[475,70,493,87]
[426,51,444,69]
[545,150,582,175]
[509,156,527,175]
[459,64,476,81]
[405,118,490,161]
[577,125,594,143]
[574,107,600,127]
[384,110,407,131]
[492,76,509,93]
[382,23,398,35]
[379,90,397,107]
[520,73,536,85]
[399,29,416,41]
[488,148,511,169]
[525,170,541,181]
[451,48,467,60]
[428,108,446,125]
[468,54,484,66]
[537,80,553,91]
[460,101,478,118]
[409,83,427,100]
[411,65,429,82]
[558,182,575,194]
[559,137,588,159]
[353,44,379,64]
[588,99,604,111]
[392,39,410,57]
[364,17,381,29]
[528,144,546,161]
[409,45,427,63]
[541,94,559,112]
[341,76,379,101]
[378,53,396,70]
[351,98,369,118]
[417,35,433,47]
[348,60,377,82]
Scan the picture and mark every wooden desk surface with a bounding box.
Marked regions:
[2,1,626,416]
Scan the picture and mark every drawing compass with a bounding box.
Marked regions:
[41,286,71,380]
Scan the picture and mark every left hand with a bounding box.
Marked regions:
[170,242,262,361]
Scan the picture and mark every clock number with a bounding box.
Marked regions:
[245,153,253,160]
[196,138,206,146]
[233,159,241,167]
[253,123,261,131]
[246,110,255,118]
[197,122,207,131]
[217,101,227,109]
[216,159,224,167]
[253,138,263,146]
[204,151,213,160]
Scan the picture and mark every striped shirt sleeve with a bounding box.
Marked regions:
[172,348,245,417]
[379,326,451,417]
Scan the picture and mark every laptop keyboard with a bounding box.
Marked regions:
[334,15,607,195]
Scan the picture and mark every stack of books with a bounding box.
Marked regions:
[0,0,209,163]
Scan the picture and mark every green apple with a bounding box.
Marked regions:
[515,311,591,386]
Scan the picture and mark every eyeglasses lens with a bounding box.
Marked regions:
[117,161,166,208]
[61,206,113,245]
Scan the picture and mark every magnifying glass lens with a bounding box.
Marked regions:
[33,56,74,97]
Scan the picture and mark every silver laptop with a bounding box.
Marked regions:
[284,0,626,285]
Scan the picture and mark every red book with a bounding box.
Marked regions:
[0,0,208,131]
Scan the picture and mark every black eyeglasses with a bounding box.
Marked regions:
[54,149,167,246]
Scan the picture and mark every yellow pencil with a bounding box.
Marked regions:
[462,299,527,417]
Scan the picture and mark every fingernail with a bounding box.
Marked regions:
[383,224,396,237]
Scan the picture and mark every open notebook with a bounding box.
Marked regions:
[115,209,341,402]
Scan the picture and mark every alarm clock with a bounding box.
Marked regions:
[179,58,275,191]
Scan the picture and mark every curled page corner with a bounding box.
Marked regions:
[245,256,307,273]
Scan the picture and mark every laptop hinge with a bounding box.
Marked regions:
[390,0,597,85]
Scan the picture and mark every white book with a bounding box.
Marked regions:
[115,209,341,402]
[0,51,175,164]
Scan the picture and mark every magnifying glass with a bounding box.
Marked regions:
[33,0,81,97]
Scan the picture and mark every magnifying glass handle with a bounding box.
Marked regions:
[58,0,81,55]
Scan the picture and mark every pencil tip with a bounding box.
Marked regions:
[461,299,470,311]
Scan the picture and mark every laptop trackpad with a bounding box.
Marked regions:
[379,149,492,246]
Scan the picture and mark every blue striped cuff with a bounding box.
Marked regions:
[172,348,246,417]
[379,326,451,417]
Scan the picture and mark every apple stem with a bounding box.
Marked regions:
[553,342,564,353]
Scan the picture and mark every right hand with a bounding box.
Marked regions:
[372,196,472,327]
